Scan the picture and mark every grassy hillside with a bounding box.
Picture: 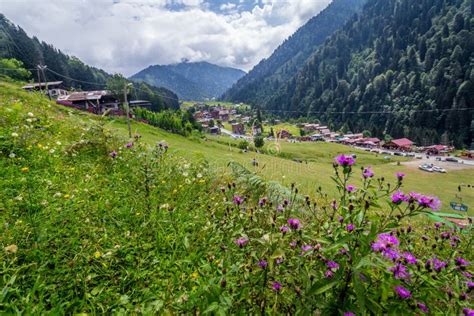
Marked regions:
[1,82,473,314]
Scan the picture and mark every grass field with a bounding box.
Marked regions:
[108,119,474,216]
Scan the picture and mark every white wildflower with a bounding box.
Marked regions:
[9,153,16,158]
[11,132,18,137]
[27,112,34,117]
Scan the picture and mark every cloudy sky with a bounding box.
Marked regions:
[0,0,331,76]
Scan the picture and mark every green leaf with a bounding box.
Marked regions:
[309,279,339,295]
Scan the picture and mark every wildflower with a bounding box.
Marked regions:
[258,197,267,207]
[344,312,355,316]
[289,241,297,248]
[27,112,34,117]
[191,272,198,279]
[276,204,284,212]
[434,222,443,229]
[301,245,313,255]
[467,281,474,290]
[462,272,472,278]
[324,270,334,279]
[4,244,18,254]
[455,257,470,267]
[56,141,61,145]
[331,200,338,210]
[363,167,374,178]
[346,223,355,232]
[417,195,441,210]
[396,172,405,181]
[9,153,16,158]
[275,257,284,265]
[335,154,355,167]
[372,233,399,252]
[283,199,289,206]
[280,225,289,233]
[11,132,19,137]
[125,142,133,148]
[233,195,243,206]
[338,216,344,223]
[110,151,117,158]
[258,260,268,269]
[287,218,301,230]
[326,261,340,271]
[64,194,70,199]
[417,302,429,314]
[428,257,447,272]
[49,149,55,154]
[94,251,101,258]
[272,281,282,292]
[403,252,417,265]
[394,286,411,299]
[463,308,474,316]
[20,167,29,173]
[234,237,248,248]
[388,263,410,279]
[196,173,203,178]
[346,185,356,192]
[391,191,408,204]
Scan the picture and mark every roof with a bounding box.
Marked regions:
[390,138,414,147]
[58,90,111,102]
[364,137,381,143]
[428,145,449,151]
[22,81,63,89]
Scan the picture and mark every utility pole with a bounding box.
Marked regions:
[37,65,50,100]
[123,82,132,138]
[36,67,42,93]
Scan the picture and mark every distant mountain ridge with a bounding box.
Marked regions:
[222,0,367,105]
[130,61,246,101]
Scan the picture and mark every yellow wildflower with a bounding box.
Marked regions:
[4,244,18,254]
[20,167,29,173]
[94,251,101,259]
[64,194,70,199]
[173,189,178,194]
[191,272,198,279]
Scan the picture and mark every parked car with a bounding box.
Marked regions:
[435,157,442,161]
[432,166,447,173]
[394,152,406,156]
[419,164,434,172]
[406,153,415,157]
[445,157,458,163]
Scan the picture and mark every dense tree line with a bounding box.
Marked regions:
[264,0,473,147]
[0,14,179,111]
[133,107,201,136]
[223,0,367,105]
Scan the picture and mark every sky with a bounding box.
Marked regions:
[0,0,332,76]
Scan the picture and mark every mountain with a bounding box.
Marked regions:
[0,14,179,110]
[222,0,367,105]
[130,61,246,101]
[264,0,473,147]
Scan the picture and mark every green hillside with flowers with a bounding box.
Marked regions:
[0,81,473,314]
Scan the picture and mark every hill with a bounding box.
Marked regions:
[222,0,367,105]
[265,0,474,147]
[1,81,473,314]
[0,14,179,110]
[130,61,245,101]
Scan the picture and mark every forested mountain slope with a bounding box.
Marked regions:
[222,0,367,105]
[131,61,245,101]
[267,0,473,147]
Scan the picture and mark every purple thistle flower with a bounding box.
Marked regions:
[289,241,297,249]
[335,154,355,167]
[258,260,268,269]
[331,200,338,210]
[463,272,473,278]
[258,197,267,207]
[372,233,400,252]
[394,286,411,299]
[434,222,443,229]
[466,281,474,290]
[275,257,284,265]
[280,225,289,233]
[125,142,133,148]
[324,270,334,279]
[431,257,447,272]
[346,185,356,192]
[463,308,474,316]
[272,281,282,292]
[388,263,411,279]
[283,199,289,206]
[233,195,243,206]
[110,150,117,158]
[456,257,470,267]
[417,194,441,210]
[338,216,344,223]
[301,245,313,252]
[276,204,284,212]
[346,223,355,232]
[382,248,401,261]
[391,191,408,204]
[326,261,340,271]
[396,172,405,181]
[344,312,355,316]
[234,237,248,248]
[287,218,301,230]
[417,302,429,314]
[363,167,374,178]
[403,252,417,265]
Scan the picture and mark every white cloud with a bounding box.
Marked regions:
[0,0,331,76]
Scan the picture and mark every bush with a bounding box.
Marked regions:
[254,136,264,148]
[238,140,249,150]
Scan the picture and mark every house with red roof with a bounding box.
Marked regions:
[383,138,414,151]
